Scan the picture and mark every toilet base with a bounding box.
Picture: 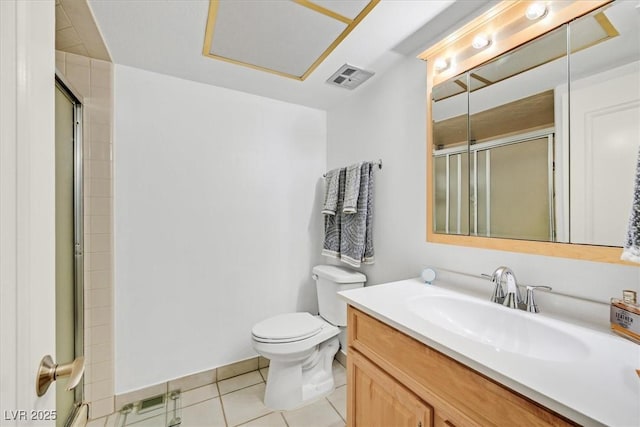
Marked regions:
[263,336,339,411]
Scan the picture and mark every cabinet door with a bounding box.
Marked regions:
[434,409,465,427]
[349,351,433,427]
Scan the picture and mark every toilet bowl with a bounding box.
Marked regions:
[252,312,339,410]
[251,265,366,411]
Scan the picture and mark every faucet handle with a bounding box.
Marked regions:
[524,285,552,313]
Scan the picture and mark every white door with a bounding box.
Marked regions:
[0,1,57,425]
[570,62,640,246]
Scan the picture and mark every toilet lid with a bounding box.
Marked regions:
[252,313,323,342]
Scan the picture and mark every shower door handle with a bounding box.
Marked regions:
[36,355,84,397]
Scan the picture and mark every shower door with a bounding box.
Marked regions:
[472,133,555,241]
[55,78,85,426]
[434,131,555,240]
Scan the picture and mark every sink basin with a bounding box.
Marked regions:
[406,294,590,362]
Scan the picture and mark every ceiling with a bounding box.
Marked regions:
[56,0,110,60]
[86,0,467,110]
[203,0,378,80]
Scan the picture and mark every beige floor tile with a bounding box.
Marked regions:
[327,386,346,421]
[283,399,344,427]
[259,367,269,382]
[116,402,166,426]
[219,371,264,395]
[332,361,346,388]
[86,417,106,427]
[220,383,271,426]
[181,383,220,407]
[180,398,226,427]
[238,412,287,427]
[127,414,166,426]
[104,413,118,427]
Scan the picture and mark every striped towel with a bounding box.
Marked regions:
[321,168,342,216]
[363,162,375,264]
[340,162,375,267]
[622,148,640,263]
[343,162,363,214]
[322,162,375,267]
[322,169,346,258]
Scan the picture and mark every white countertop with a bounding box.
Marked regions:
[339,278,640,427]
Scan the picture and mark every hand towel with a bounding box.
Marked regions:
[363,162,375,264]
[340,162,374,267]
[343,162,363,214]
[622,148,640,263]
[322,168,346,258]
[322,168,342,216]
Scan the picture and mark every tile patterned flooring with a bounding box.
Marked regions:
[87,361,346,427]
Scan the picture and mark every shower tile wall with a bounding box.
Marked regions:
[56,50,115,419]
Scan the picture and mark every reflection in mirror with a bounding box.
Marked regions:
[432,74,469,235]
[467,25,568,242]
[430,0,637,247]
[569,1,640,247]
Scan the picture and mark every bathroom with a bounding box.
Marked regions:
[1,0,639,426]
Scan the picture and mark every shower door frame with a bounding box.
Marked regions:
[55,74,85,423]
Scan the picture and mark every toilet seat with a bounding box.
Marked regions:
[252,312,323,343]
[252,315,339,359]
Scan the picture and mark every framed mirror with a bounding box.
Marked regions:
[422,0,639,264]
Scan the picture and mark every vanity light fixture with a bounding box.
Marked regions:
[525,3,548,20]
[472,34,491,49]
[434,58,450,72]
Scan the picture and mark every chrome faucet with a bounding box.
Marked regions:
[484,267,552,312]
[489,266,523,309]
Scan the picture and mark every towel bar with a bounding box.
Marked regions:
[323,159,382,177]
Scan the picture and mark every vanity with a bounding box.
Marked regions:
[340,279,640,426]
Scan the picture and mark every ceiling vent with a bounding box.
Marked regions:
[326,64,374,90]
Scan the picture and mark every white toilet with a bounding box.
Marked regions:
[251,265,366,410]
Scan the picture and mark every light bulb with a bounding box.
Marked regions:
[472,35,491,49]
[526,3,548,20]
[434,58,449,72]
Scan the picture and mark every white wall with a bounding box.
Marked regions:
[114,65,326,393]
[327,55,640,327]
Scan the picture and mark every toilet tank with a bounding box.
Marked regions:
[312,265,366,327]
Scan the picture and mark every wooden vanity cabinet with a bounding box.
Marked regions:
[350,351,433,427]
[346,307,578,427]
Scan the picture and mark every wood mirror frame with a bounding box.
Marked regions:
[419,0,635,265]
